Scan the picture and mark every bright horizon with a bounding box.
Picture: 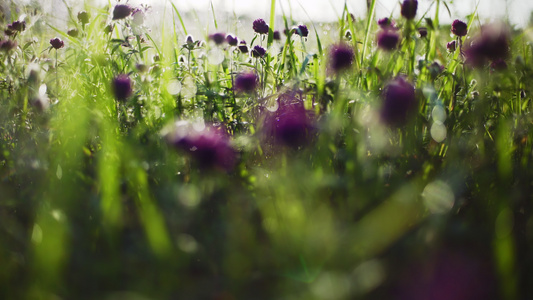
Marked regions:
[30,0,533,28]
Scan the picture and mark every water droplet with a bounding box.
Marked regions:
[422,180,454,214]
[166,79,182,95]
[431,121,447,143]
[207,48,224,65]
[432,105,447,122]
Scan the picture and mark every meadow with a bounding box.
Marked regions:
[0,0,532,299]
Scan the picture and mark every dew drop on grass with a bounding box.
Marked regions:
[56,164,62,179]
[265,97,279,112]
[430,121,447,143]
[207,48,224,65]
[422,180,455,214]
[432,105,447,122]
[166,79,181,95]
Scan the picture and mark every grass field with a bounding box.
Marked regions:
[0,0,532,299]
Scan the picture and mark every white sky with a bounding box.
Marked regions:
[130,0,533,27]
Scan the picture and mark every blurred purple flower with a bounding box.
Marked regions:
[226,34,238,46]
[251,45,266,58]
[446,40,457,52]
[167,123,237,171]
[0,39,17,52]
[451,19,468,37]
[380,77,417,126]
[377,17,396,29]
[465,23,510,67]
[113,4,132,20]
[295,24,309,37]
[8,20,26,33]
[377,29,400,51]
[253,18,269,35]
[262,93,316,148]
[401,0,418,20]
[329,43,355,73]
[396,250,497,300]
[112,74,133,101]
[234,72,258,93]
[273,30,281,40]
[238,40,248,53]
[418,27,428,38]
[49,37,64,49]
[209,32,226,45]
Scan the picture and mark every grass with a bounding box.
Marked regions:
[0,0,532,299]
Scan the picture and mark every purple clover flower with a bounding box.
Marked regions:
[8,21,26,33]
[113,4,132,20]
[377,29,400,51]
[167,123,237,171]
[209,32,226,45]
[235,72,258,93]
[451,19,468,37]
[418,27,428,38]
[296,24,309,37]
[380,77,417,126]
[465,23,510,67]
[112,74,133,101]
[49,38,64,49]
[0,39,17,52]
[253,19,269,35]
[273,30,281,40]
[238,40,248,53]
[251,45,266,58]
[329,43,355,73]
[401,0,418,20]
[262,93,316,148]
[378,17,395,29]
[226,34,238,46]
[446,40,457,52]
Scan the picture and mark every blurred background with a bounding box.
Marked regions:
[15,0,533,28]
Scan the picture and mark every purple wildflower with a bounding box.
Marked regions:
[167,123,237,171]
[251,45,266,58]
[329,43,355,73]
[401,0,418,20]
[378,17,395,29]
[113,4,132,20]
[209,32,226,45]
[451,19,468,37]
[377,30,400,51]
[50,38,64,49]
[253,19,269,35]
[446,40,457,52]
[296,24,309,37]
[235,72,258,93]
[273,30,281,40]
[418,27,428,38]
[465,23,510,67]
[112,74,133,101]
[380,77,417,126]
[238,40,248,53]
[263,93,316,148]
[8,21,26,32]
[226,34,238,46]
[0,39,17,52]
